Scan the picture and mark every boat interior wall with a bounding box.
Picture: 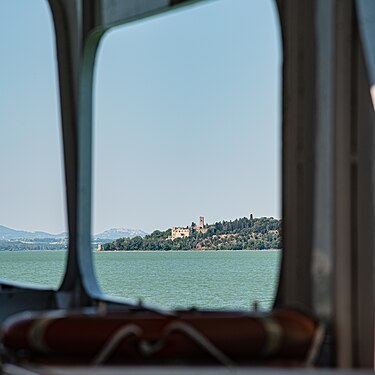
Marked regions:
[1,0,375,371]
[276,0,375,367]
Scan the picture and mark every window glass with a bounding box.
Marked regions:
[93,0,281,310]
[0,0,67,288]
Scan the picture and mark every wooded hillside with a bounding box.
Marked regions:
[102,217,281,251]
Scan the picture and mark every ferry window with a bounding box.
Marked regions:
[93,0,281,310]
[0,1,67,287]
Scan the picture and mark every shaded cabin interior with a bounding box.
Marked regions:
[1,0,375,373]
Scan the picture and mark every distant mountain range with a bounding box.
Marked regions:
[0,225,66,241]
[93,228,147,240]
[0,225,147,241]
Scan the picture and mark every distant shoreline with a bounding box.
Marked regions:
[95,249,282,253]
[0,248,283,253]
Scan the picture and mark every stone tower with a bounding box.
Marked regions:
[199,216,205,228]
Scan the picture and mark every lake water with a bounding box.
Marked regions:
[0,250,281,311]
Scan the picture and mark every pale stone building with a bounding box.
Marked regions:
[195,216,208,234]
[170,227,191,240]
[199,216,204,228]
[168,217,207,240]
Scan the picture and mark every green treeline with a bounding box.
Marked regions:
[0,241,67,251]
[102,217,281,251]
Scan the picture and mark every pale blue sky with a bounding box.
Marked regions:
[0,0,281,234]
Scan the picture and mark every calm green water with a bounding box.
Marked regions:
[0,250,281,310]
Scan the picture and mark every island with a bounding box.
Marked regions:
[101,216,281,251]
